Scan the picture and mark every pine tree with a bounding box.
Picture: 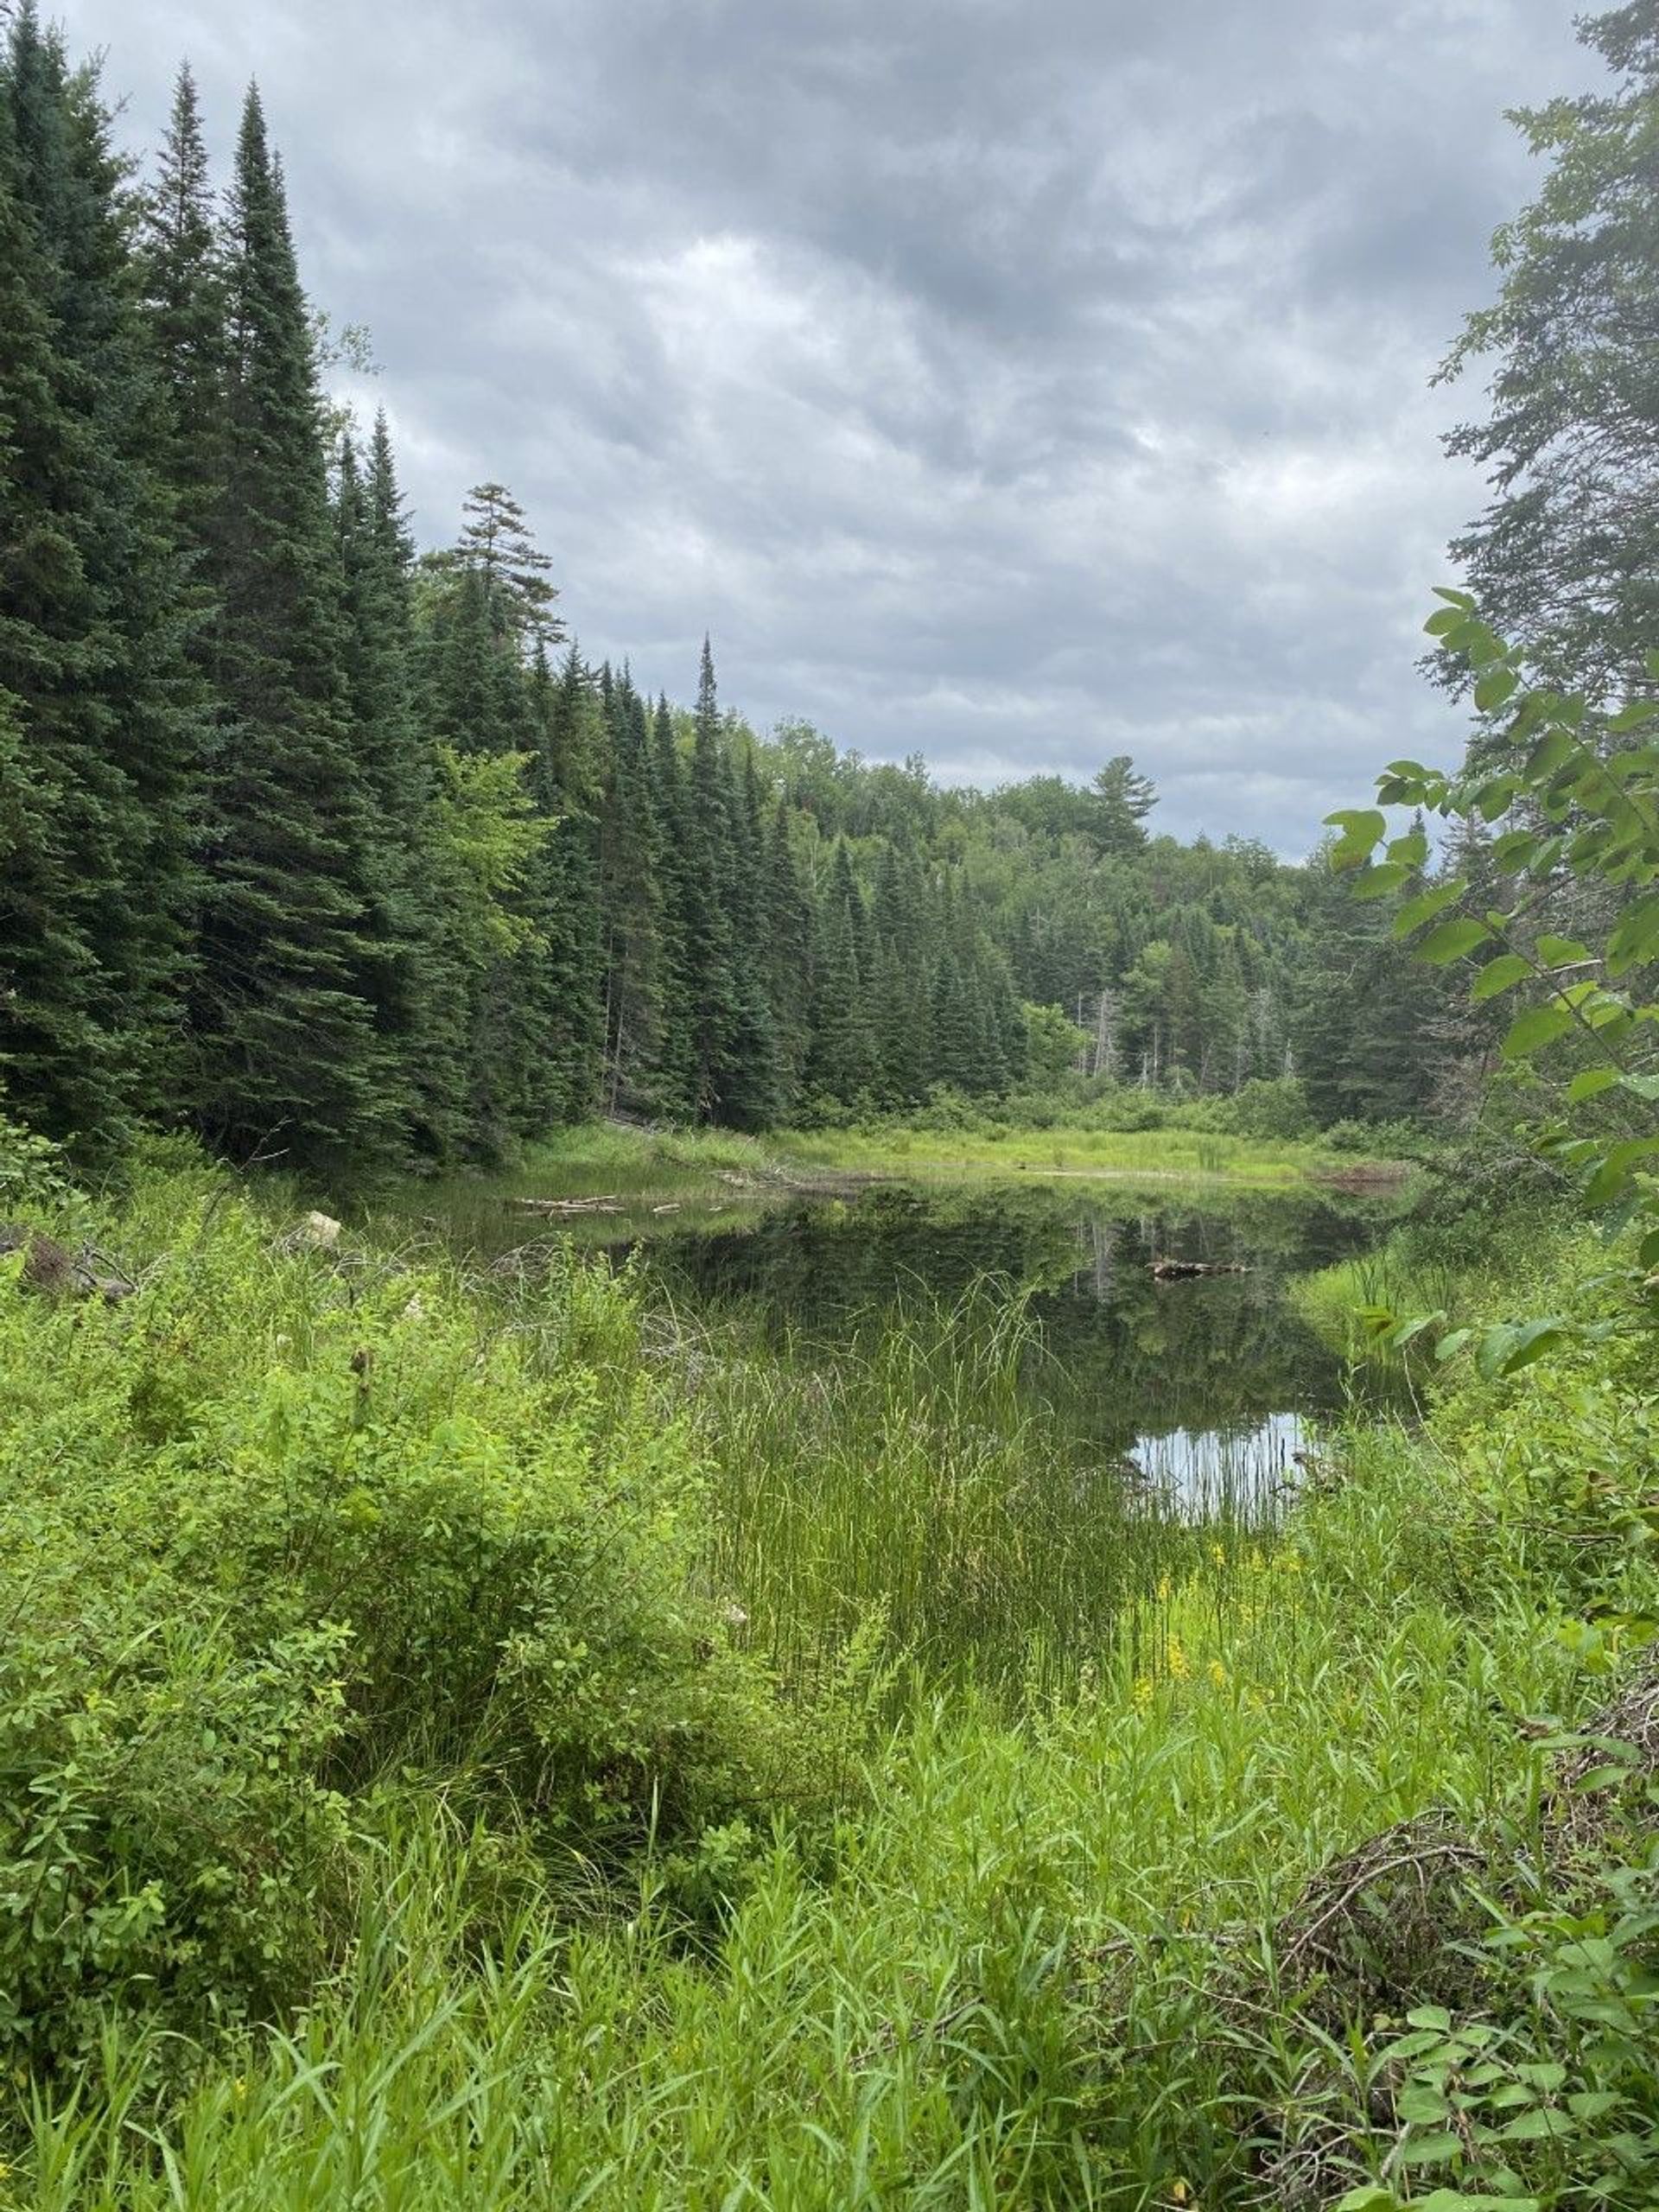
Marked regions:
[439,482,563,651]
[191,84,391,1169]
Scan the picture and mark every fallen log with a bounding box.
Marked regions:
[510,1195,625,1216]
[1149,1257,1249,1280]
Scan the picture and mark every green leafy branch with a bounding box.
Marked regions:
[1327,593,1659,1376]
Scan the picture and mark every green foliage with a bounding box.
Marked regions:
[1436,0,1659,699]
[0,1150,818,2081]
[1332,601,1659,1386]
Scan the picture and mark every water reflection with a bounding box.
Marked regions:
[635,1179,1404,1516]
[1129,1409,1309,1520]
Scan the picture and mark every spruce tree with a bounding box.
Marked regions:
[646,692,698,1117]
[522,641,602,1126]
[763,796,814,1116]
[0,11,201,1144]
[334,421,453,1152]
[191,84,391,1169]
[598,675,667,1113]
[140,62,226,552]
[680,640,742,1119]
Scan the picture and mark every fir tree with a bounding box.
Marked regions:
[191,84,391,1169]
[140,62,226,551]
[0,11,201,1142]
[680,640,741,1119]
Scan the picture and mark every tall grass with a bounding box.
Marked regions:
[683,1280,1265,1703]
[16,1427,1605,2210]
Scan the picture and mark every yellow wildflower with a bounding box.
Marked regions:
[1132,1675,1154,1710]
[1207,1658,1228,1688]
[1166,1635,1189,1681]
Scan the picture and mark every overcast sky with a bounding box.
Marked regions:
[62,0,1596,851]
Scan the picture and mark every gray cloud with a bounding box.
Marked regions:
[62,0,1598,849]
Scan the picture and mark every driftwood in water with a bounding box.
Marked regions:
[510,1194,625,1217]
[1149,1257,1249,1281]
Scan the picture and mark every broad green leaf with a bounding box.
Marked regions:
[1586,1138,1659,1206]
[1476,1319,1567,1379]
[1351,861,1411,901]
[1491,829,1539,869]
[1502,1003,1573,1058]
[1474,773,1521,822]
[1387,828,1429,868]
[1393,882,1465,938]
[1526,729,1579,780]
[1608,893,1659,976]
[1535,934,1590,968]
[1471,954,1531,1001]
[1420,918,1493,965]
[1474,666,1519,713]
[1325,809,1386,842]
[1567,1068,1620,1102]
[1395,2131,1466,2165]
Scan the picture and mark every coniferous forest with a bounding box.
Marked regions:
[0,14,1477,1178]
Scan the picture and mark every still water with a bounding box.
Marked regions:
[394,1172,1405,1689]
[416,1173,1402,1524]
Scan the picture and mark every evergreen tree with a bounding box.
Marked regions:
[0,11,201,1143]
[140,62,226,552]
[334,420,451,1152]
[522,640,602,1125]
[191,84,391,1169]
[646,691,698,1118]
[1438,2,1659,699]
[598,676,667,1113]
[809,873,874,1104]
[680,640,742,1119]
[763,796,814,1115]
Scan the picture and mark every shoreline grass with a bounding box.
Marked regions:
[372,1119,1412,1236]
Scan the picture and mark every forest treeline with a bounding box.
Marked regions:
[0,11,1478,1177]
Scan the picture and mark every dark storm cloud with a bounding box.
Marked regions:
[61,0,1598,849]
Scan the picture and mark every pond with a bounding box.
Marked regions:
[635,1180,1404,1520]
[388,1169,1407,1696]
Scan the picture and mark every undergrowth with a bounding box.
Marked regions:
[0,1129,1654,2208]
